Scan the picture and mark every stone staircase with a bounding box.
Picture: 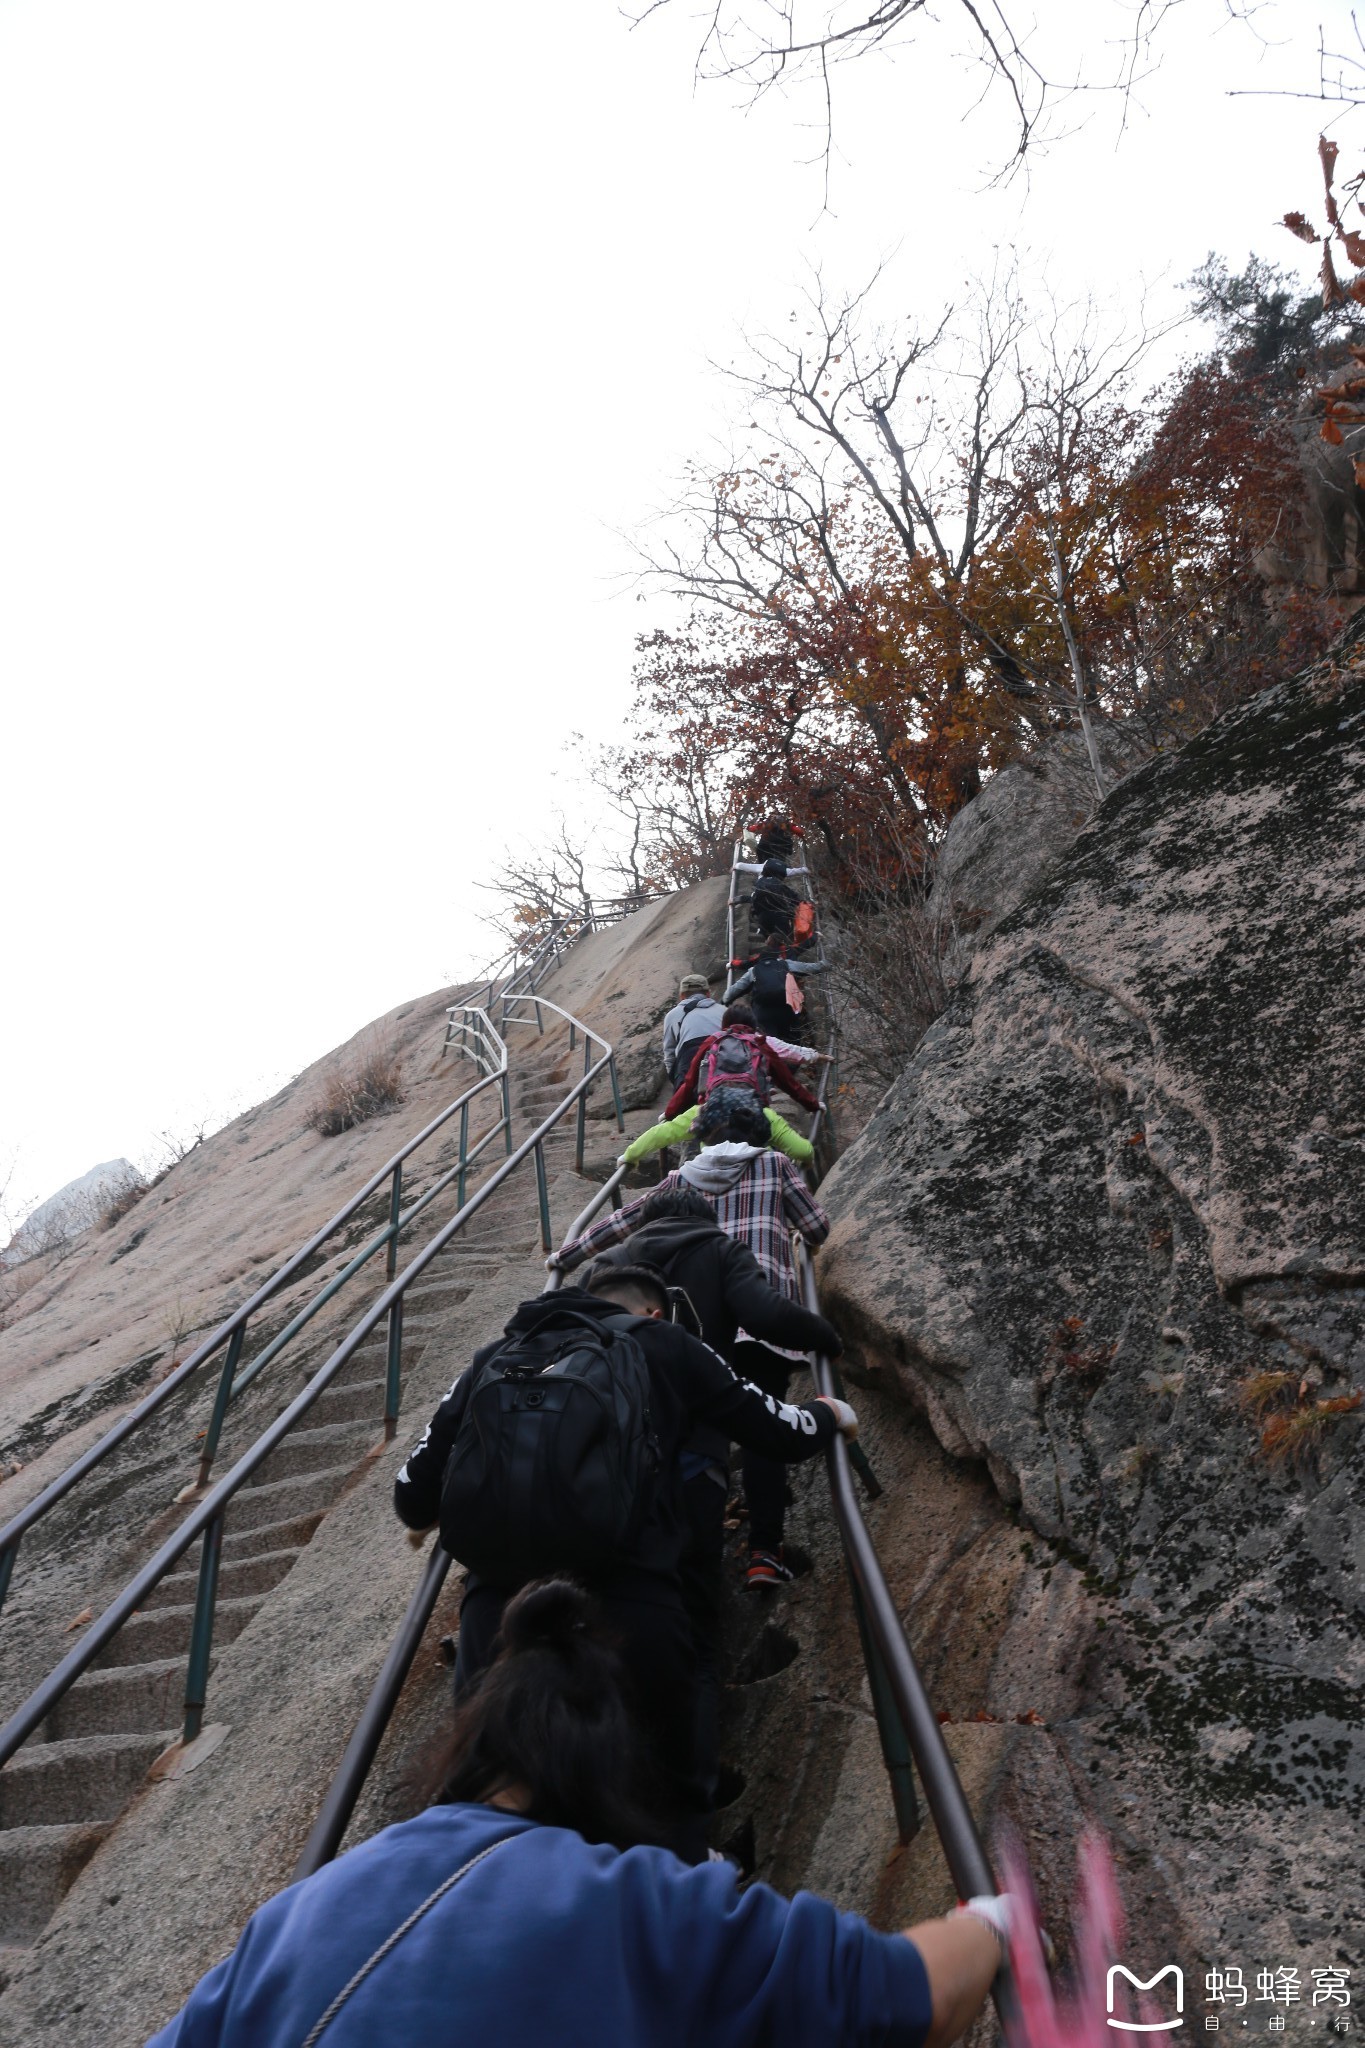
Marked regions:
[0,1029,589,1981]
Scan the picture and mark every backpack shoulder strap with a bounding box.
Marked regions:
[300,1832,521,2048]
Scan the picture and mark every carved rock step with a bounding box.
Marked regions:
[395,1278,473,1311]
[221,1510,324,1562]
[0,1821,111,1943]
[222,1461,360,1536]
[0,1730,171,1828]
[310,1375,387,1427]
[344,1311,471,1346]
[252,1419,376,1486]
[89,1592,264,1672]
[40,1656,184,1741]
[142,1545,298,1612]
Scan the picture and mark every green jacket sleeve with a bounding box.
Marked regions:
[763,1108,814,1164]
[623,1105,699,1164]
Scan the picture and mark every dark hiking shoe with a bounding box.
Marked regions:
[746,1547,794,1589]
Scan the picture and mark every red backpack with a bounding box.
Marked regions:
[698,1027,771,1105]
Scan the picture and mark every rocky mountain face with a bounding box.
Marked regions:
[3,1160,141,1265]
[817,636,1365,1973]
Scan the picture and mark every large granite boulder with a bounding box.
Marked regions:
[818,633,1365,1968]
[929,726,1150,977]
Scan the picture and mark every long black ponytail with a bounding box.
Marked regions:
[427,1579,662,1852]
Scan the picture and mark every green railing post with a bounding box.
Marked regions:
[197,1324,247,1489]
[384,1296,404,1440]
[607,1055,626,1133]
[533,1141,552,1252]
[457,1099,470,1210]
[182,1510,225,1744]
[0,1540,18,1622]
[575,1034,590,1174]
[386,1164,403,1282]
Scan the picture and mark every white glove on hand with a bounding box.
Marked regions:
[958,1894,1016,1952]
[817,1395,859,1439]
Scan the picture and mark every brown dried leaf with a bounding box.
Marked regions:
[1323,417,1345,445]
[1283,211,1319,244]
[1323,240,1347,310]
[1350,273,1365,306]
[1321,133,1340,194]
[1352,456,1365,488]
[1340,227,1365,267]
[64,1605,93,1632]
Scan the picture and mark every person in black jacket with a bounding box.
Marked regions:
[394,1272,858,1859]
[583,1182,843,1801]
[724,933,830,1041]
[752,817,796,863]
[741,859,801,942]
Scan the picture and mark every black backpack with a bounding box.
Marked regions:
[439,1310,660,1583]
[750,953,793,1006]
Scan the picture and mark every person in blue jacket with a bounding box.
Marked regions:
[146,1578,1007,2048]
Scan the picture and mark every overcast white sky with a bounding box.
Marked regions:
[0,0,1350,1221]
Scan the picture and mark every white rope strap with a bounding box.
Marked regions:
[299,1832,518,2048]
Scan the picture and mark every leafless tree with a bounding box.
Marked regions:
[638,267,1174,806]
[580,739,737,890]
[1233,14,1365,116]
[633,0,1260,197]
[480,815,600,951]
[818,812,957,1097]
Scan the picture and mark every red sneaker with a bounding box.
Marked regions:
[745,1548,794,1589]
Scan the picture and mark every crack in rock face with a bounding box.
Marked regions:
[817,658,1365,1968]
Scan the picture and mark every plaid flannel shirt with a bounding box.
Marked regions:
[557,1151,829,1304]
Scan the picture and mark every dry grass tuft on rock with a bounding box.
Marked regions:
[1257,1391,1362,1469]
[1236,1368,1299,1422]
[306,1041,406,1138]
[98,1174,147,1231]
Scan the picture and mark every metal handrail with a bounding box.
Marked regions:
[447,910,594,1057]
[0,1004,624,1766]
[726,840,741,970]
[461,898,651,1047]
[0,1009,511,1619]
[292,1540,454,1878]
[795,1239,1015,2030]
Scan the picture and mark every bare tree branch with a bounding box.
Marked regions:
[631,0,1264,193]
